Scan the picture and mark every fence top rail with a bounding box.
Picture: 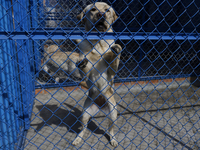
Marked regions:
[0,31,199,40]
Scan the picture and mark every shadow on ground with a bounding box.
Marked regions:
[31,103,110,141]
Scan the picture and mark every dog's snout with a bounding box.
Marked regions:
[97,12,105,19]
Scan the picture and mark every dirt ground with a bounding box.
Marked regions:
[24,79,200,150]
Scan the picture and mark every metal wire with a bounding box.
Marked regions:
[0,0,200,149]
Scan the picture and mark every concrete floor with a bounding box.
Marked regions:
[24,79,200,150]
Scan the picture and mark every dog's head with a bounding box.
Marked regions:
[77,2,118,32]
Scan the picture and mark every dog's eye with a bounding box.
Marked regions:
[105,9,110,12]
[91,8,96,11]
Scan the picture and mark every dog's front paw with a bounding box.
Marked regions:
[111,44,122,54]
[76,58,88,69]
[72,137,82,146]
[110,138,118,147]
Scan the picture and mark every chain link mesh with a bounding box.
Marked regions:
[0,0,200,149]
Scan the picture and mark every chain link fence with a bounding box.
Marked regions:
[0,0,200,149]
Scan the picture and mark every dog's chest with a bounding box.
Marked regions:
[93,41,110,54]
[79,40,113,56]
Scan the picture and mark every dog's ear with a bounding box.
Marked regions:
[77,8,87,23]
[77,12,85,22]
[77,4,94,23]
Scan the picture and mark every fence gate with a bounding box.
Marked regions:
[0,0,200,150]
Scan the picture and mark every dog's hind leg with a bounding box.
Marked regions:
[104,91,118,147]
[72,97,99,146]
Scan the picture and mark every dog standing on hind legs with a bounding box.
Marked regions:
[72,2,122,147]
